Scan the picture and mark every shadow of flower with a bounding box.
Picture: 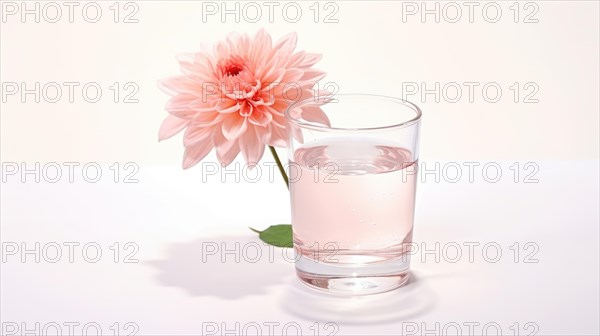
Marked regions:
[147,235,292,300]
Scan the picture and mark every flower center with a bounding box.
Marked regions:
[224,63,244,77]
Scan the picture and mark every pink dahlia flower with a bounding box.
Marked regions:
[158,29,329,169]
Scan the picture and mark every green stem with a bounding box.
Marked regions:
[269,146,289,189]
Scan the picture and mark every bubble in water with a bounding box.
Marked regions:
[359,220,365,224]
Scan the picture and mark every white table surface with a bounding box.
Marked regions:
[1,160,599,335]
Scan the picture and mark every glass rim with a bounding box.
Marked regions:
[285,93,422,132]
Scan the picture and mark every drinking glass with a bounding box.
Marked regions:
[286,94,422,295]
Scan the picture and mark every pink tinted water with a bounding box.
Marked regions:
[290,138,418,263]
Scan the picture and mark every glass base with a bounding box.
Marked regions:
[295,253,411,295]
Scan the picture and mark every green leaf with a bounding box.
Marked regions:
[250,225,293,248]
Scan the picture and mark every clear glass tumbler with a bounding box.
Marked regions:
[286,94,422,295]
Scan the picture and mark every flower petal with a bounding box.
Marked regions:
[182,140,213,169]
[239,101,253,117]
[222,115,248,140]
[292,124,304,144]
[302,53,323,67]
[299,70,327,83]
[280,68,304,84]
[239,125,265,167]
[300,105,331,127]
[267,106,287,128]
[289,52,323,69]
[188,99,217,112]
[214,41,230,60]
[261,68,285,87]
[267,124,288,147]
[272,32,298,59]
[213,126,240,166]
[165,94,199,119]
[176,54,214,82]
[256,89,276,106]
[191,111,223,126]
[158,115,190,141]
[216,99,241,114]
[248,108,272,126]
[252,29,272,65]
[183,124,213,146]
